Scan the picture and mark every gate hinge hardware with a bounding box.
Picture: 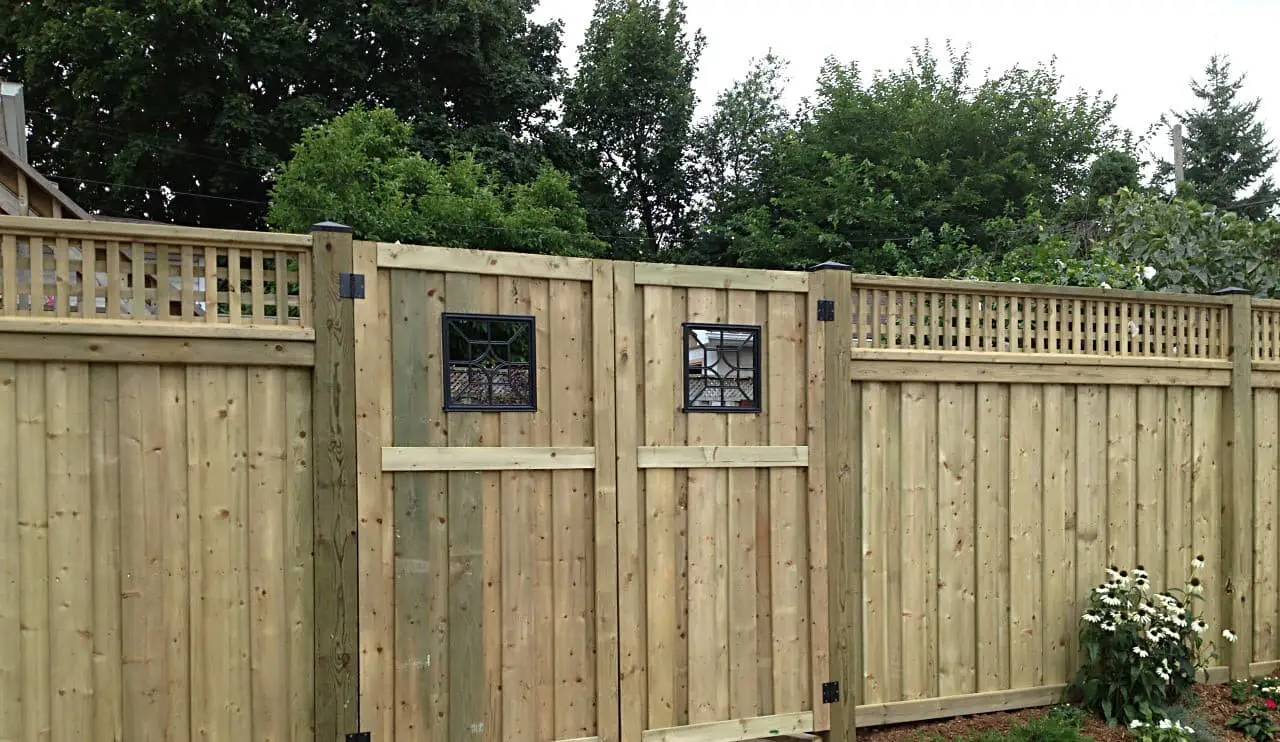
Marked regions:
[339,272,366,299]
[822,680,840,704]
[817,299,835,322]
[346,733,371,742]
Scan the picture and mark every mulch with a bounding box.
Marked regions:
[857,681,1270,742]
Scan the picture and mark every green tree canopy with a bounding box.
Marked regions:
[268,106,604,257]
[563,0,705,259]
[1158,55,1278,219]
[702,44,1127,275]
[0,0,564,228]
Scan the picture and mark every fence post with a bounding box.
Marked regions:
[1217,287,1254,680]
[311,221,361,740]
[810,261,860,741]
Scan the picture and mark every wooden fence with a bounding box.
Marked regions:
[4,212,1280,742]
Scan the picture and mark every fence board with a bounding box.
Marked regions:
[0,362,17,740]
[1256,390,1279,661]
[975,384,1010,692]
[937,383,977,697]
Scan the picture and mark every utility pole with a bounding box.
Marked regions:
[1172,123,1185,186]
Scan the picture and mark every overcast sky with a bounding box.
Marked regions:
[533,0,1280,168]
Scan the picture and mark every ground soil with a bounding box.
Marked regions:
[857,681,1270,742]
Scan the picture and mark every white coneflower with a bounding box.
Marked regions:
[1106,567,1121,581]
[1191,619,1207,634]
[1130,720,1145,729]
[1192,554,1206,571]
[1101,622,1118,632]
[1082,612,1101,624]
[1133,646,1150,658]
[1224,629,1238,643]
[1187,577,1204,595]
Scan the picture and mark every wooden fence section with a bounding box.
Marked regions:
[0,361,314,741]
[0,216,312,327]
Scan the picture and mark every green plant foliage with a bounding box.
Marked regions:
[0,0,564,228]
[267,106,605,257]
[924,709,1089,742]
[1096,189,1280,296]
[564,0,705,258]
[1256,677,1280,704]
[1227,705,1280,742]
[701,43,1127,273]
[1128,717,1199,742]
[1070,561,1225,727]
[1234,680,1256,704]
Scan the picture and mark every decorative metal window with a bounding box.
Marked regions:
[683,323,762,413]
[443,313,537,411]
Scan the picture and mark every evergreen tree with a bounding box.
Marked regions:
[1161,55,1278,219]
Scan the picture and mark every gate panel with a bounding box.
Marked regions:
[613,263,824,741]
[372,245,619,742]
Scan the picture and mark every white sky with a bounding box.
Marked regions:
[534,0,1280,169]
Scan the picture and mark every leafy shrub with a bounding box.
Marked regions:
[1257,677,1280,704]
[1070,560,1227,726]
[925,709,1089,742]
[1235,680,1256,704]
[1227,705,1280,742]
[1129,717,1198,742]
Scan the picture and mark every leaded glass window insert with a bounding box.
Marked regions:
[443,313,536,411]
[683,323,762,412]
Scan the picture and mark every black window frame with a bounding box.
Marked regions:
[442,312,538,412]
[682,322,763,413]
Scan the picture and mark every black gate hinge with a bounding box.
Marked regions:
[339,272,366,299]
[822,680,840,704]
[817,299,835,322]
[346,733,371,742]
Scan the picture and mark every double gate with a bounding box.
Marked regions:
[353,242,831,742]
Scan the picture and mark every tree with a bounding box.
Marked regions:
[1095,188,1280,296]
[268,106,604,257]
[563,0,705,259]
[1159,55,1278,219]
[685,53,791,264]
[708,43,1126,274]
[0,0,563,228]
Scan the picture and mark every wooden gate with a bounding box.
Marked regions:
[355,242,830,742]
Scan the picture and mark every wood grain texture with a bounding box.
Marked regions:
[311,225,359,740]
[0,362,18,741]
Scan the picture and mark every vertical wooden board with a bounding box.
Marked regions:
[186,367,210,740]
[685,288,729,724]
[54,239,70,317]
[754,292,774,716]
[527,278,558,740]
[498,274,536,741]
[614,264,645,742]
[803,286,832,728]
[16,363,50,741]
[1,233,16,315]
[937,383,977,696]
[249,369,290,742]
[769,292,811,713]
[227,368,254,738]
[592,263,621,742]
[1075,387,1108,629]
[0,362,17,740]
[352,245,392,742]
[1008,384,1043,689]
[89,366,123,741]
[728,291,762,719]
[1192,388,1224,635]
[46,363,93,741]
[443,271,488,742]
[1165,388,1194,596]
[549,279,597,737]
[1041,385,1075,683]
[1106,387,1138,569]
[120,366,163,740]
[643,283,678,730]
[975,383,1009,692]
[283,370,314,742]
[1255,390,1279,661]
[390,269,446,741]
[153,367,192,742]
[860,382,889,705]
[1137,388,1167,586]
[900,382,938,700]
